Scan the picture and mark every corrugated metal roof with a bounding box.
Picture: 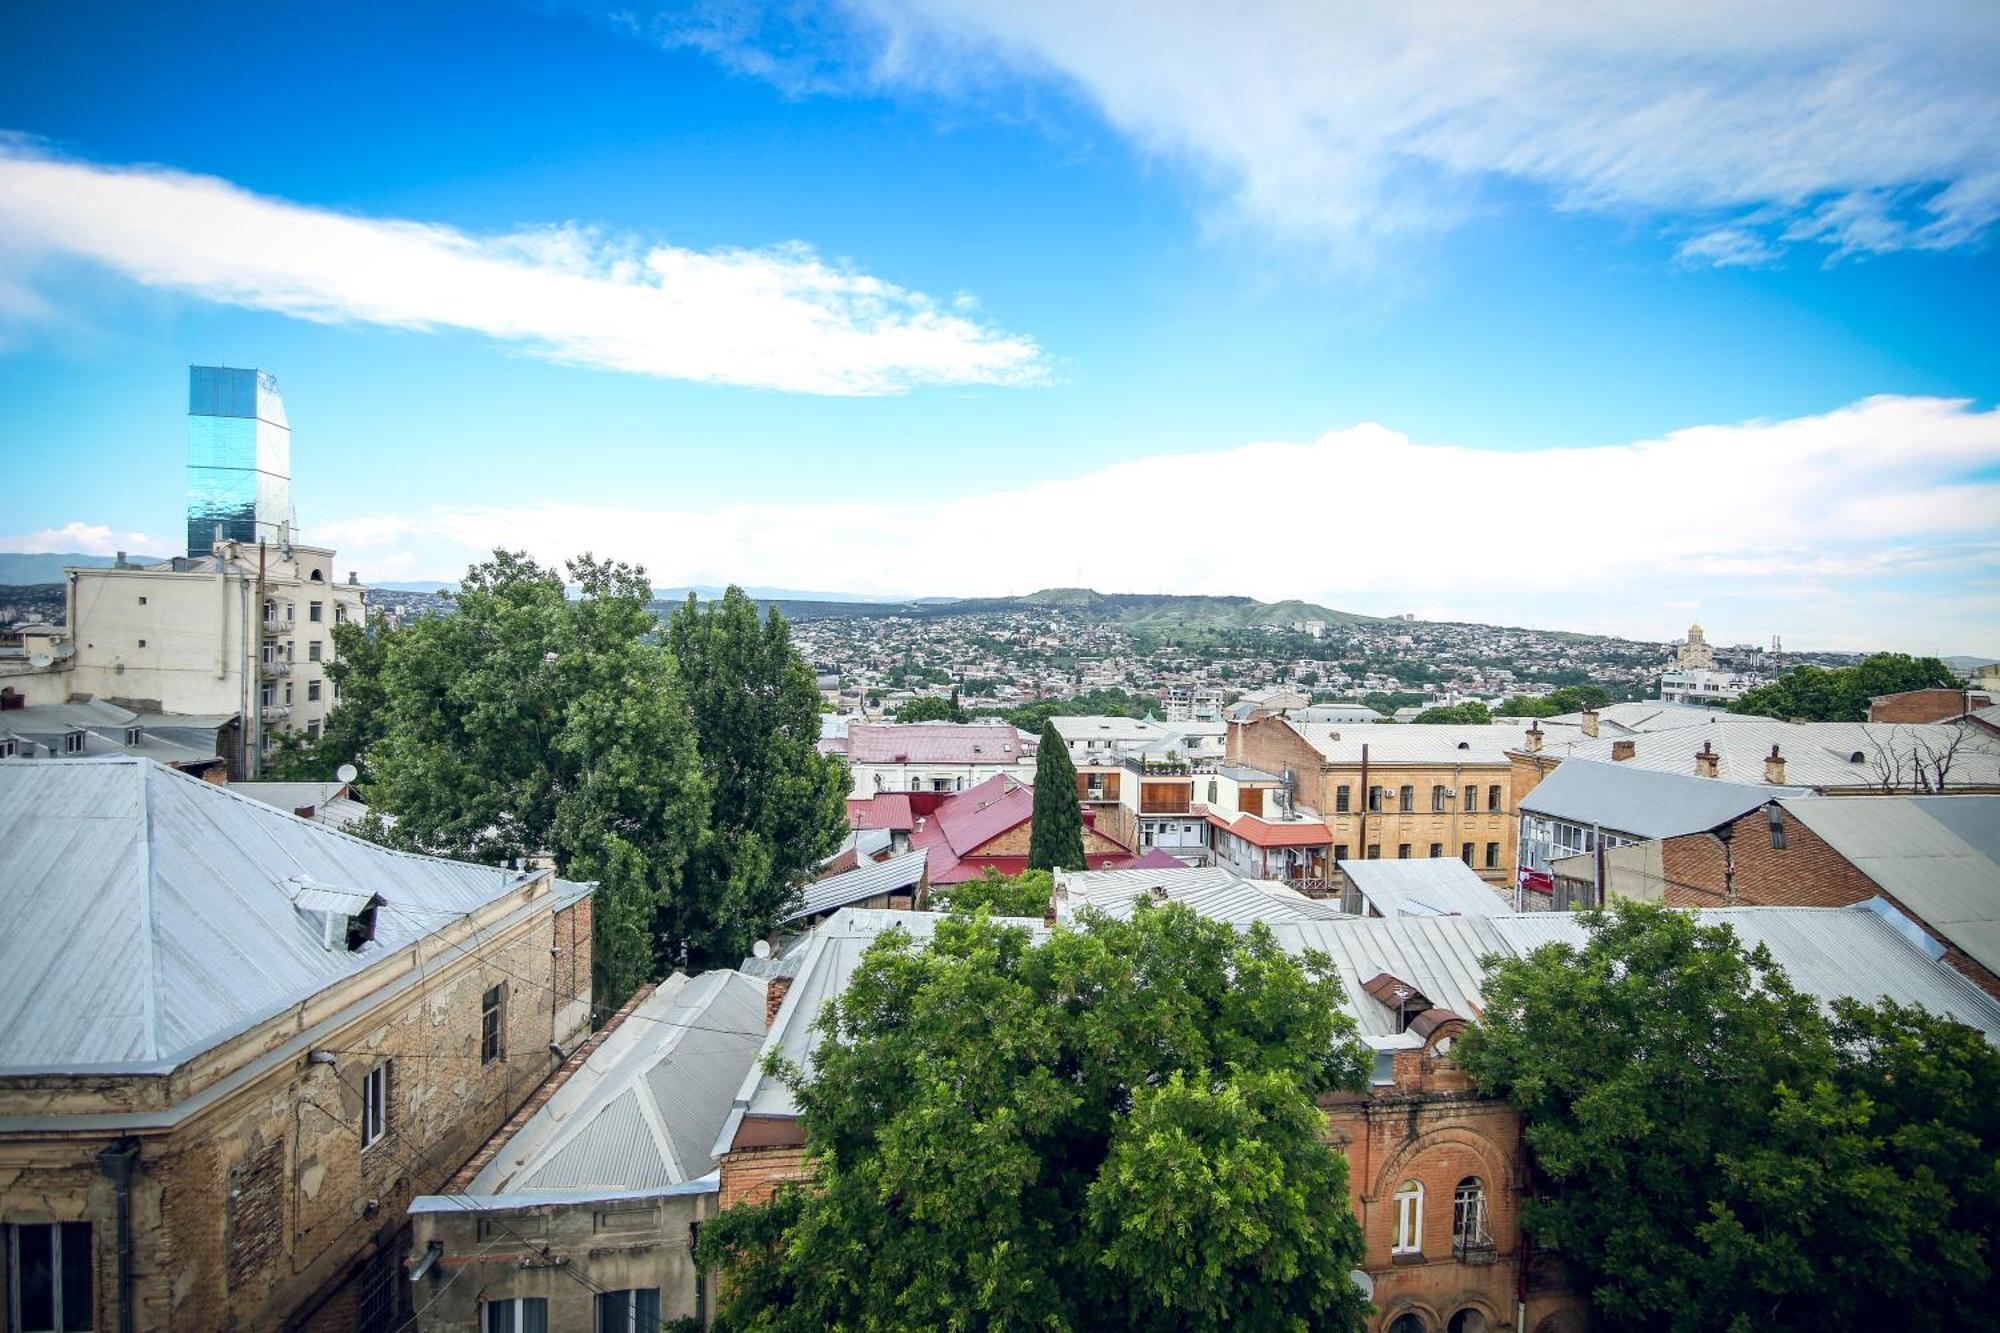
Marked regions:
[1058,867,1351,925]
[1519,758,1809,838]
[1269,916,1503,1039]
[1539,719,2000,790]
[469,969,767,1194]
[782,850,929,924]
[1337,858,1512,917]
[0,757,572,1073]
[1286,721,1521,766]
[1779,797,2000,977]
[845,722,1027,764]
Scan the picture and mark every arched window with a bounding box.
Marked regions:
[1448,1310,1491,1333]
[1392,1179,1423,1254]
[1388,1315,1427,1333]
[1452,1176,1488,1251]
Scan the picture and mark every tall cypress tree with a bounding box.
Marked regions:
[1029,720,1087,871]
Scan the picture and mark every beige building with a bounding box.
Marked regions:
[60,540,367,776]
[1229,718,1521,884]
[0,757,594,1331]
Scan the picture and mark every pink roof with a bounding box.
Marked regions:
[847,794,915,832]
[844,722,1026,765]
[1127,847,1187,869]
[930,774,1034,857]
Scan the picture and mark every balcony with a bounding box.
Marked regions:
[261,616,294,639]
[260,704,291,723]
[260,658,291,678]
[1453,1233,1497,1266]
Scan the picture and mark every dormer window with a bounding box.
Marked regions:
[63,730,85,755]
[125,727,141,746]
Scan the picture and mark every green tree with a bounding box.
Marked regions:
[932,867,1052,917]
[697,905,1372,1333]
[1004,688,1159,731]
[365,553,710,1006]
[1411,701,1490,724]
[665,588,849,966]
[1492,685,1611,718]
[1458,901,2000,1333]
[1729,653,1960,722]
[263,614,399,781]
[895,695,967,723]
[1029,721,1086,871]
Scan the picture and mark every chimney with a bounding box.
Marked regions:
[348,570,359,586]
[765,975,792,1031]
[1611,739,1636,762]
[1579,708,1600,739]
[1524,722,1544,754]
[1149,883,1170,902]
[1695,740,1720,779]
[1764,744,1786,785]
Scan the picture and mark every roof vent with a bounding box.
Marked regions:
[1456,740,1470,750]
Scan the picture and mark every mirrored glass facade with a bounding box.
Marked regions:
[186,366,296,556]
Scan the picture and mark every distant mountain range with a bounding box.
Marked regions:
[679,586,1384,630]
[0,552,169,583]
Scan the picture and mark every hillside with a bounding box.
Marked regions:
[0,552,167,583]
[663,587,1382,629]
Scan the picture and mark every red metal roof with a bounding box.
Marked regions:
[910,774,1148,884]
[1204,810,1334,848]
[847,794,915,832]
[843,722,1027,765]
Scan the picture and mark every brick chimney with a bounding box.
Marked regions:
[765,976,792,1030]
[1764,744,1786,785]
[1695,740,1720,779]
[1611,739,1636,762]
[1579,708,1600,739]
[1524,722,1544,754]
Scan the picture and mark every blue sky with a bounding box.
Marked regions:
[2,0,1997,653]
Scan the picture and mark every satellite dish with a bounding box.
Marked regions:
[336,763,359,784]
[29,653,53,668]
[1348,1270,1374,1299]
[752,940,772,959]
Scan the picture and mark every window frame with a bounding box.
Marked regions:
[1391,1179,1424,1255]
[1452,1176,1489,1251]
[595,1289,662,1333]
[481,984,507,1064]
[360,1063,388,1150]
[483,1297,548,1333]
[1398,784,1415,813]
[6,1220,93,1333]
[1484,841,1501,869]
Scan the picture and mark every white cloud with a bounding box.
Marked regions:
[646,0,2000,265]
[0,141,1045,395]
[0,521,160,556]
[317,394,2000,654]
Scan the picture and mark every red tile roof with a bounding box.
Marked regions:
[910,774,1146,884]
[844,722,1027,765]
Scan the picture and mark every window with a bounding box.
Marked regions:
[1487,784,1503,812]
[1461,842,1474,864]
[307,679,322,702]
[309,601,323,622]
[284,683,293,705]
[1431,784,1449,812]
[309,641,323,662]
[1398,784,1415,813]
[1367,785,1383,813]
[1366,844,1381,859]
[1447,1312,1491,1333]
[137,595,147,605]
[360,1063,388,1149]
[306,720,321,740]
[484,1299,548,1333]
[1335,785,1351,813]
[335,605,347,625]
[1333,844,1349,863]
[1392,1179,1424,1254]
[1428,842,1443,858]
[1484,842,1500,868]
[137,639,146,648]
[1453,1177,1489,1252]
[260,683,274,708]
[595,1290,661,1333]
[356,1243,401,1331]
[63,731,85,755]
[1397,843,1412,859]
[1463,785,1479,812]
[0,740,15,758]
[6,1222,92,1332]
[481,984,507,1063]
[1388,1317,1428,1333]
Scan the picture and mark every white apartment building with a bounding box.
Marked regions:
[63,540,366,775]
[1659,666,1756,707]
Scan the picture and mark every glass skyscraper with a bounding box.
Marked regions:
[186,366,296,556]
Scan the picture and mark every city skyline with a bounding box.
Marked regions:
[2,1,1997,654]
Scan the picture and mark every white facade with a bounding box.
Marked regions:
[1659,667,1755,707]
[847,756,1035,797]
[63,542,366,776]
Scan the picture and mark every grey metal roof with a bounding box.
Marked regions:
[724,909,1050,1137]
[1058,867,1352,925]
[1519,758,1809,838]
[1336,858,1511,917]
[1778,797,2000,978]
[1488,907,2000,1036]
[781,850,929,925]
[0,757,580,1073]
[1267,915,1503,1040]
[1,699,223,767]
[1287,721,1521,766]
[1538,719,2000,790]
[467,969,766,1194]
[1289,705,1388,724]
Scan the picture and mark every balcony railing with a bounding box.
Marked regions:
[1453,1234,1497,1265]
[260,704,291,723]
[260,658,291,678]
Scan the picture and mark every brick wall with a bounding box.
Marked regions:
[1869,688,1990,724]
[718,1144,811,1210]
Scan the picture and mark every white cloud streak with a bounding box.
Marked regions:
[0,141,1046,395]
[318,395,2000,654]
[0,522,161,557]
[646,0,2000,265]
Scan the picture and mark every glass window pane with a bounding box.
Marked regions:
[521,1299,548,1333]
[17,1224,57,1329]
[60,1222,92,1331]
